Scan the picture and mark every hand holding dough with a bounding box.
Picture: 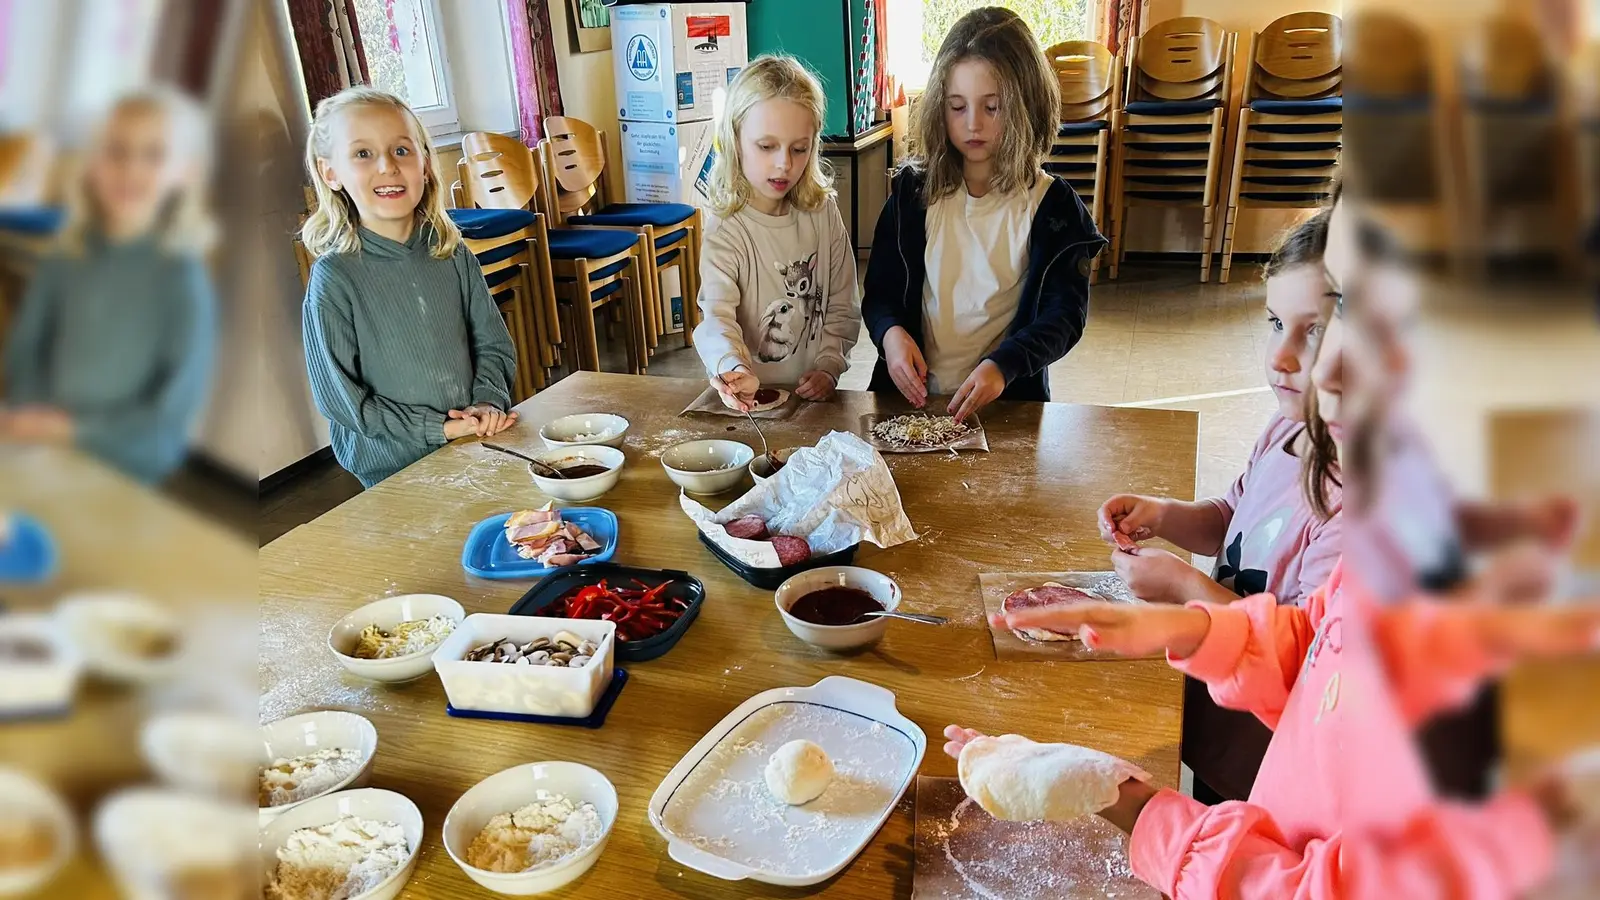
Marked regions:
[765,739,834,805]
[958,734,1150,822]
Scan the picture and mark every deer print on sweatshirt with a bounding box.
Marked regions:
[756,252,822,361]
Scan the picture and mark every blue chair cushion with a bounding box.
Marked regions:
[1125,100,1223,116]
[475,241,526,267]
[448,208,537,240]
[655,227,689,248]
[1249,97,1344,115]
[0,206,65,236]
[568,202,696,228]
[1126,123,1216,135]
[1343,93,1431,115]
[589,279,626,302]
[1250,122,1341,135]
[1127,190,1205,200]
[1043,161,1098,173]
[546,227,639,260]
[658,248,681,266]
[554,257,630,283]
[1057,120,1109,136]
[1126,158,1207,169]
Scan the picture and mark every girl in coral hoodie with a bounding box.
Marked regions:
[950,195,1599,899]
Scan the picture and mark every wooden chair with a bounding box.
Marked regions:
[1218,12,1343,283]
[1043,40,1120,284]
[1458,13,1570,272]
[1107,16,1235,282]
[538,116,702,351]
[1573,42,1600,272]
[454,131,645,376]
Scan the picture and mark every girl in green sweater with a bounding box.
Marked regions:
[300,87,518,487]
[2,88,217,484]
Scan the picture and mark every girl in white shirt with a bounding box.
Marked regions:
[693,55,860,411]
[862,7,1104,422]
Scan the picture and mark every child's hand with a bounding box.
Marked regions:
[1111,546,1209,605]
[1526,494,1582,551]
[457,404,517,437]
[712,370,760,411]
[443,413,481,441]
[0,406,74,443]
[943,725,989,760]
[1097,494,1167,544]
[949,360,1005,424]
[1471,603,1600,658]
[795,370,837,402]
[990,602,1211,659]
[882,326,928,408]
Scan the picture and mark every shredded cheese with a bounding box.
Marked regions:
[869,415,971,449]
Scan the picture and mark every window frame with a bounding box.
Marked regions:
[407,0,459,136]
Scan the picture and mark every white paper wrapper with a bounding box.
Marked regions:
[680,431,919,568]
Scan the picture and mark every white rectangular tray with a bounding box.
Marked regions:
[647,676,926,887]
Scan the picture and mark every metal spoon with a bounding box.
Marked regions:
[743,408,774,467]
[856,610,949,626]
[483,442,566,479]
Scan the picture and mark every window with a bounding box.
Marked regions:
[886,0,1094,90]
[351,0,458,133]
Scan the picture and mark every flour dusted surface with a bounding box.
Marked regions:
[266,815,409,900]
[465,791,602,873]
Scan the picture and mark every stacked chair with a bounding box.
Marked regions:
[1107,16,1235,283]
[538,116,702,353]
[1217,12,1343,284]
[1575,43,1600,269]
[1043,40,1121,284]
[453,131,648,379]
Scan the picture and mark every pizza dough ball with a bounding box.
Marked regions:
[765,740,834,805]
[957,734,1149,822]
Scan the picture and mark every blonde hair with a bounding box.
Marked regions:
[57,85,217,257]
[300,86,460,259]
[908,7,1060,204]
[706,55,833,217]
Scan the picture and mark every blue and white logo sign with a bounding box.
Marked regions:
[626,34,659,82]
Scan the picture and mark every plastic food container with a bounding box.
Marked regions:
[697,531,860,590]
[433,614,616,719]
[508,563,705,662]
[460,508,619,580]
[0,613,82,719]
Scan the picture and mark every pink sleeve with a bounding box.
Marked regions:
[1167,589,1322,729]
[1292,509,1343,608]
[1374,601,1509,726]
[1130,789,1553,900]
[1202,417,1281,525]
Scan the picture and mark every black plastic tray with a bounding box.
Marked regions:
[507,563,704,661]
[697,530,859,590]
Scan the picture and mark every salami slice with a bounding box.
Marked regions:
[769,535,812,566]
[725,515,770,541]
[1001,583,1103,643]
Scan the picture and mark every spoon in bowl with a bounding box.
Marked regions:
[483,442,566,479]
[855,610,948,626]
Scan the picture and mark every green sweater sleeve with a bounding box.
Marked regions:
[2,260,58,403]
[303,261,448,448]
[71,257,217,482]
[458,248,517,410]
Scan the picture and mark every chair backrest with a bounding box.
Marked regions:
[1344,11,1431,98]
[1136,17,1228,86]
[542,116,608,220]
[1045,40,1116,111]
[458,131,539,210]
[1463,14,1553,103]
[1256,12,1342,82]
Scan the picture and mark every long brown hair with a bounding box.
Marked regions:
[1286,205,1340,521]
[906,7,1059,204]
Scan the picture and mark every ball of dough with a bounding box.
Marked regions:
[764,739,834,805]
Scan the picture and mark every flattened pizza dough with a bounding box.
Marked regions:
[720,388,790,413]
[1001,582,1105,643]
[958,734,1150,823]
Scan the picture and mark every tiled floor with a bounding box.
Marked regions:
[258,261,1279,545]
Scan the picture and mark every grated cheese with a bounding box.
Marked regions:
[351,616,455,660]
[869,415,971,449]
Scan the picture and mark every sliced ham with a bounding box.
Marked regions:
[543,554,587,567]
[1002,583,1104,643]
[575,532,602,552]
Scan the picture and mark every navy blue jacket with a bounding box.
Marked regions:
[861,168,1106,402]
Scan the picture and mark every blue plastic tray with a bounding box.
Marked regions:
[461,509,619,580]
[445,668,627,728]
[0,514,57,584]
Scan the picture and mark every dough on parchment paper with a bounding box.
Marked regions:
[957,734,1150,822]
[765,739,834,805]
[720,388,790,413]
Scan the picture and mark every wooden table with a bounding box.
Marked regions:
[0,447,256,899]
[259,372,1199,898]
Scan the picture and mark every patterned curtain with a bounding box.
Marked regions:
[1102,0,1145,57]
[285,0,370,109]
[505,0,564,147]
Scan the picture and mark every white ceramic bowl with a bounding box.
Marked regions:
[0,768,75,897]
[774,566,903,651]
[528,445,626,503]
[660,440,753,495]
[433,614,617,719]
[141,712,257,798]
[443,762,618,896]
[260,788,423,900]
[55,592,182,684]
[747,448,796,485]
[94,789,254,900]
[259,710,379,824]
[539,413,630,449]
[328,594,465,683]
[0,612,82,718]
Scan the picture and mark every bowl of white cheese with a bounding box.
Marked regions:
[442,761,618,895]
[259,788,423,900]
